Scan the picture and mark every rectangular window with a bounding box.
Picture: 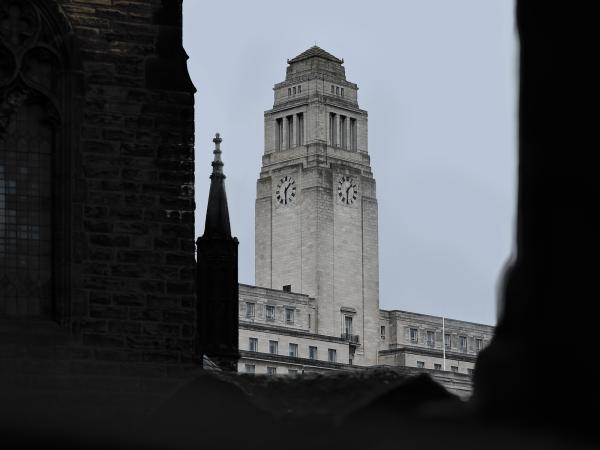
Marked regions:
[459,335,467,352]
[341,88,344,97]
[276,118,283,151]
[417,361,425,369]
[288,369,298,375]
[269,340,278,355]
[468,368,474,376]
[267,366,277,375]
[248,337,258,352]
[245,364,255,374]
[380,325,386,340]
[245,302,255,318]
[283,284,291,293]
[286,115,293,149]
[339,115,347,149]
[289,343,298,357]
[308,313,311,328]
[434,363,442,370]
[293,86,296,95]
[476,338,483,352]
[298,85,302,93]
[331,85,335,93]
[309,346,317,360]
[445,333,451,349]
[285,308,294,324]
[451,366,459,373]
[266,305,275,321]
[336,86,340,95]
[410,328,419,343]
[427,331,435,347]
[329,113,336,146]
[328,349,337,363]
[288,88,291,96]
[344,315,353,337]
[296,113,304,146]
[350,118,357,150]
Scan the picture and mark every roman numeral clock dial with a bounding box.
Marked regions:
[337,176,358,205]
[275,175,297,206]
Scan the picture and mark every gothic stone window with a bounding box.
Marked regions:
[0,1,69,318]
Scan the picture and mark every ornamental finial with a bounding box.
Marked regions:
[212,132,223,174]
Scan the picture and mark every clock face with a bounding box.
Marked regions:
[275,175,297,206]
[337,176,358,205]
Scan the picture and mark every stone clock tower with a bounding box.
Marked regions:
[255,47,379,365]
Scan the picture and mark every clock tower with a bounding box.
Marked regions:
[255,47,379,365]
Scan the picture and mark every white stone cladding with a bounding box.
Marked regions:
[255,48,379,365]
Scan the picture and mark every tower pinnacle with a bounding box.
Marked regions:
[203,133,231,238]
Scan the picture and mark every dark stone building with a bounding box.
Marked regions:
[0,0,197,365]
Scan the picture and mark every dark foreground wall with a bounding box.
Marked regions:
[0,0,197,363]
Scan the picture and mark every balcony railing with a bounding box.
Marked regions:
[341,332,360,344]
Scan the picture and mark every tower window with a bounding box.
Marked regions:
[339,115,347,149]
[286,115,293,149]
[283,284,291,292]
[296,113,304,146]
[276,118,283,151]
[329,113,336,146]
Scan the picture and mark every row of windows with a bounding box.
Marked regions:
[329,113,357,150]
[416,360,474,375]
[244,365,300,376]
[287,85,302,96]
[248,337,337,362]
[245,302,296,324]
[407,327,484,353]
[331,85,344,97]
[275,113,304,151]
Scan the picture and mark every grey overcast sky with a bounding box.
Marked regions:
[183,1,517,326]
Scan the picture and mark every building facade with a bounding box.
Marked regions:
[254,46,379,366]
[241,47,494,390]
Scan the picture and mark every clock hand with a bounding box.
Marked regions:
[346,185,352,204]
[284,184,289,203]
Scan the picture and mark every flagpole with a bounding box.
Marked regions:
[442,316,446,371]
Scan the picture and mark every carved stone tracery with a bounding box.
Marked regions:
[0,0,70,318]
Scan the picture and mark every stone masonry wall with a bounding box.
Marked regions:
[58,0,197,364]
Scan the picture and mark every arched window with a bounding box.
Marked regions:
[0,0,76,319]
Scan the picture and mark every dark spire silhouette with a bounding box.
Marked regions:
[203,133,231,238]
[196,133,239,371]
